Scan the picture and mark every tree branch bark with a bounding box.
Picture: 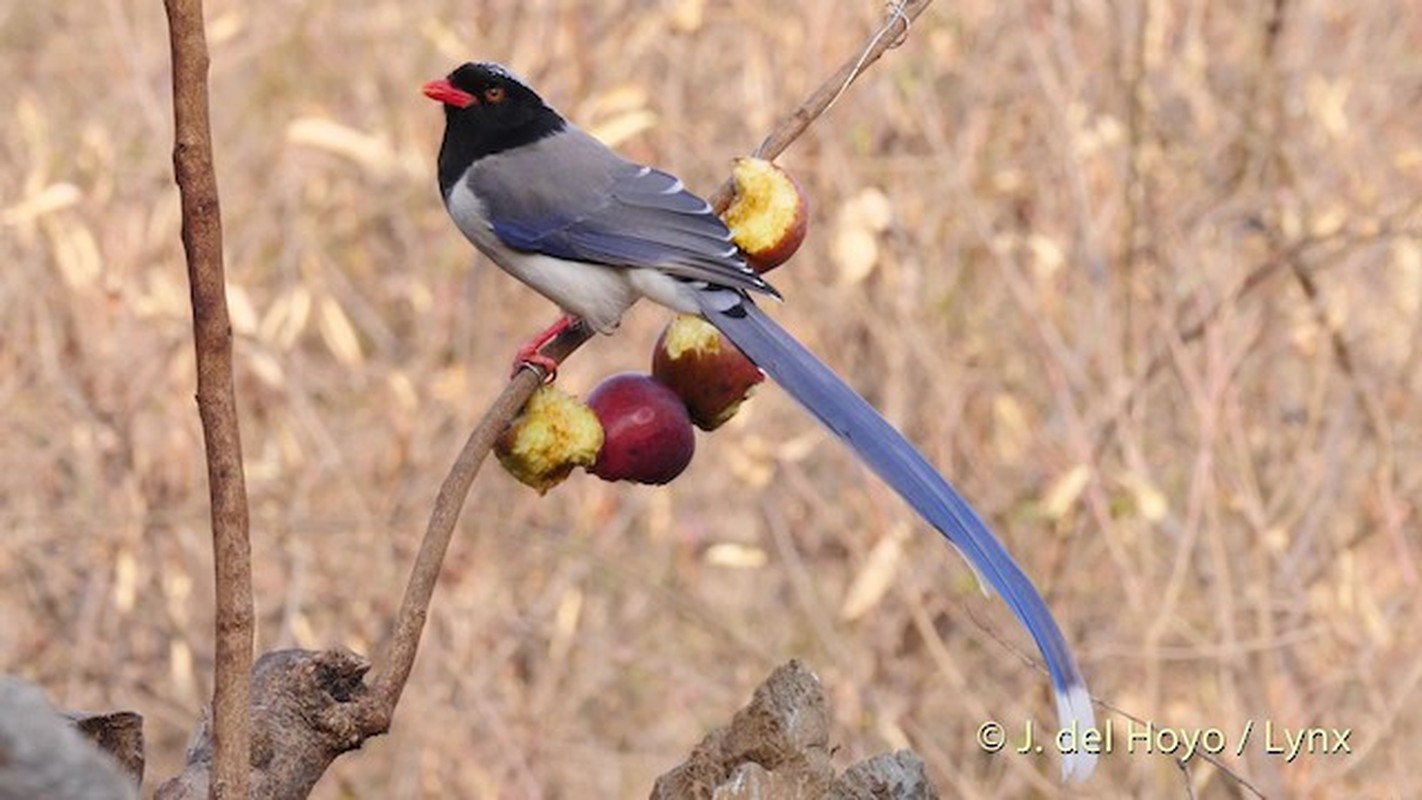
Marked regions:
[162,0,254,797]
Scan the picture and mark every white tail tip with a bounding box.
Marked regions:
[1055,682,1099,782]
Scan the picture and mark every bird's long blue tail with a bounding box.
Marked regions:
[700,292,1097,781]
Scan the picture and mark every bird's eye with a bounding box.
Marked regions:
[484,86,506,104]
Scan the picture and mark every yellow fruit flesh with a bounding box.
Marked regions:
[660,314,724,360]
[723,158,800,254]
[496,385,605,494]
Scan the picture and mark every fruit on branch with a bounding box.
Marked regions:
[586,373,695,484]
[495,384,605,494]
[652,314,764,431]
[721,157,809,273]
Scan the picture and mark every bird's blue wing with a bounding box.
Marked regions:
[466,128,777,297]
[700,290,1098,782]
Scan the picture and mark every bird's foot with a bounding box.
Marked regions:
[512,315,577,382]
[513,351,561,382]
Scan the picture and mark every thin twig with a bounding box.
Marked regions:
[1092,698,1269,799]
[1283,242,1411,585]
[162,0,254,796]
[1120,0,1150,371]
[733,0,934,187]
[1177,756,1199,800]
[359,0,938,737]
[966,596,1272,796]
[1088,218,1417,461]
[365,326,589,713]
[753,0,918,158]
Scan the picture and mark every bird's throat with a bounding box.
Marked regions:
[437,111,566,197]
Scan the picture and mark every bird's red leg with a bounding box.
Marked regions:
[512,314,577,381]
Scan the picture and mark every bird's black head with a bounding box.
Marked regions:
[424,62,566,194]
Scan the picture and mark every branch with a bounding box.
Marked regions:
[157,650,373,800]
[709,0,932,209]
[364,327,589,714]
[162,0,255,797]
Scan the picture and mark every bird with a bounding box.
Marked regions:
[425,61,1097,781]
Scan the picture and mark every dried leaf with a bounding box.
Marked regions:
[991,393,1029,462]
[670,0,705,33]
[164,569,192,624]
[587,85,650,116]
[275,418,305,470]
[1027,233,1065,280]
[832,226,878,285]
[420,19,467,64]
[1305,75,1351,138]
[291,612,319,650]
[169,639,196,702]
[851,187,893,233]
[134,268,189,319]
[260,285,313,349]
[387,371,418,412]
[225,281,258,336]
[317,295,364,365]
[549,587,584,663]
[775,432,821,463]
[587,110,659,149]
[114,548,138,613]
[1388,240,1422,358]
[832,188,893,284]
[1041,464,1092,520]
[430,366,469,404]
[287,116,417,179]
[245,349,285,389]
[1120,472,1168,522]
[704,542,768,569]
[726,435,776,488]
[43,217,102,289]
[207,9,246,45]
[840,524,908,621]
[1,182,81,226]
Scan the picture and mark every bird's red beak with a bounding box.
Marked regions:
[423,79,477,108]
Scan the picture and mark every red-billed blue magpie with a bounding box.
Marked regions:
[425,61,1096,781]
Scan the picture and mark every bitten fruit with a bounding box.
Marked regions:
[721,157,809,272]
[495,384,605,494]
[652,314,764,431]
[586,373,695,484]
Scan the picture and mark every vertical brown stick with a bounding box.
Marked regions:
[163,0,254,797]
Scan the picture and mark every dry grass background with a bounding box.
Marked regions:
[2,0,1419,796]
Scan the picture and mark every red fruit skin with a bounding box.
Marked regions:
[652,315,765,431]
[586,373,696,485]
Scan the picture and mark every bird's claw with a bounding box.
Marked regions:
[510,314,577,383]
[512,351,560,383]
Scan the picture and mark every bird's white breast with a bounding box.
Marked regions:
[445,182,642,333]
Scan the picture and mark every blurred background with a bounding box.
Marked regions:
[2,0,1418,796]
